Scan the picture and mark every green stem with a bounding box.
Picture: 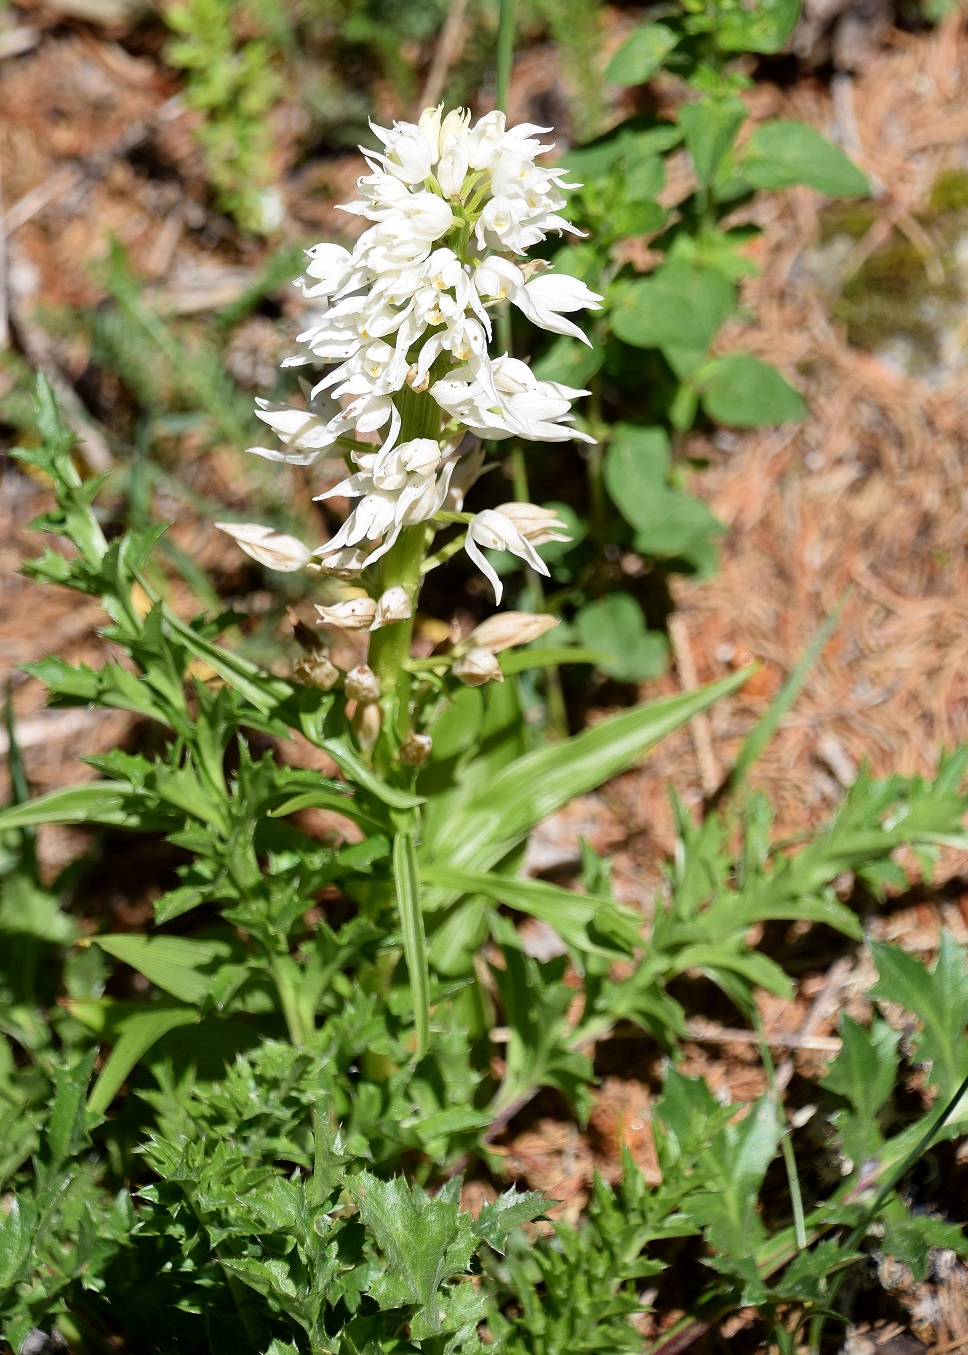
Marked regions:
[268,951,309,1046]
[367,386,441,757]
[496,0,516,114]
[754,1015,807,1252]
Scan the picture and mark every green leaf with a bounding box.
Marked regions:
[822,1016,900,1122]
[870,933,968,1098]
[420,669,748,893]
[0,782,176,833]
[741,120,870,196]
[499,646,609,675]
[679,98,747,186]
[394,831,430,1060]
[87,1005,198,1115]
[880,1198,968,1282]
[45,1050,97,1171]
[574,594,668,682]
[714,0,801,53]
[92,934,234,1005]
[531,336,605,387]
[604,422,668,506]
[347,1171,475,1330]
[603,423,723,563]
[604,22,678,85]
[698,352,807,427]
[419,864,640,957]
[612,262,736,376]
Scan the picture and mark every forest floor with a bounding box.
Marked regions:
[2,3,968,1350]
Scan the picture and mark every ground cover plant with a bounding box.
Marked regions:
[2,3,968,1353]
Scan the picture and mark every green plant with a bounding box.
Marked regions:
[1,377,967,1352]
[500,0,870,685]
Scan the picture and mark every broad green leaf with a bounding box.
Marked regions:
[698,352,806,427]
[714,0,801,53]
[880,1198,968,1282]
[394,831,430,1059]
[679,98,746,186]
[741,120,870,196]
[604,424,669,510]
[420,864,640,957]
[574,594,668,682]
[604,22,678,85]
[420,669,749,894]
[88,1005,198,1114]
[562,120,682,181]
[531,336,605,387]
[92,934,234,1005]
[347,1171,474,1327]
[612,262,735,367]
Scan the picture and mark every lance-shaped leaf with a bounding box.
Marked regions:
[92,934,235,1006]
[420,670,748,906]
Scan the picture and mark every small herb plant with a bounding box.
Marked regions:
[1,89,966,1355]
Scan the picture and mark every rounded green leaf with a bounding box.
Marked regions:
[575,594,668,682]
[698,352,807,427]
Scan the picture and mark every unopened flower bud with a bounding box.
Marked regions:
[494,502,571,546]
[292,652,341,690]
[216,522,312,572]
[407,364,431,393]
[344,663,381,704]
[400,732,432,767]
[469,612,559,653]
[353,700,382,754]
[316,597,377,631]
[311,546,368,580]
[371,586,413,631]
[452,647,504,687]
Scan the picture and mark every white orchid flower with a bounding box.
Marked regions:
[464,508,551,604]
[215,523,312,573]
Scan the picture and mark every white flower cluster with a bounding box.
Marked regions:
[237,108,599,578]
[223,106,599,618]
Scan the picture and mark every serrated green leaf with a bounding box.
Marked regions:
[871,933,968,1098]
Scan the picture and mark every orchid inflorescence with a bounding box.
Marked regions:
[218,106,600,754]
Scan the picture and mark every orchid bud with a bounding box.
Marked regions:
[494,502,571,546]
[315,597,377,631]
[216,522,312,572]
[469,612,559,653]
[292,652,341,691]
[453,647,504,687]
[353,700,382,754]
[371,586,413,631]
[312,546,368,580]
[400,732,433,767]
[344,664,381,704]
